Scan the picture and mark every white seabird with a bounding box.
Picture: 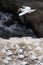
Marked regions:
[18,6,36,16]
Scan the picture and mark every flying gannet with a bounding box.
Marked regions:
[18,6,36,16]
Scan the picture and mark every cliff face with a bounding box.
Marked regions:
[1,0,43,8]
[0,0,43,37]
[0,0,18,14]
[0,0,43,11]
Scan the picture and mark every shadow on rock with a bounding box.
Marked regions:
[0,12,36,39]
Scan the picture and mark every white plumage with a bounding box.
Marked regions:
[18,6,36,16]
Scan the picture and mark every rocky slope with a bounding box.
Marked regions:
[0,0,43,37]
[0,11,36,39]
[0,37,43,65]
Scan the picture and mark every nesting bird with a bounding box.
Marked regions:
[18,6,36,16]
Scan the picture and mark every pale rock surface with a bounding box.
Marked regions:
[0,37,43,65]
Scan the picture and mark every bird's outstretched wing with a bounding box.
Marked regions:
[22,6,31,10]
[28,9,36,13]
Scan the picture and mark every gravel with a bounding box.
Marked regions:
[0,37,43,65]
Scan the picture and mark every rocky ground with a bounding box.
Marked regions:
[0,1,43,65]
[0,11,36,39]
[0,37,43,65]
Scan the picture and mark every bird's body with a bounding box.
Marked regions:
[18,6,36,16]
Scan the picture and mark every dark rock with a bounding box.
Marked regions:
[0,0,18,14]
[0,24,36,39]
[0,0,43,37]
[0,12,36,39]
[19,10,43,37]
[17,0,43,37]
[0,0,43,13]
